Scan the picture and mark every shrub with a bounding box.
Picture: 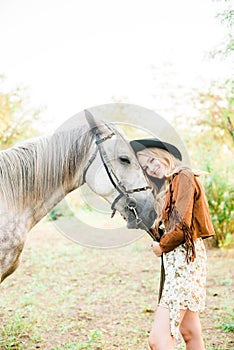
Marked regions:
[204,168,234,247]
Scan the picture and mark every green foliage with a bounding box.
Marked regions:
[217,9,234,28]
[210,6,234,59]
[175,80,234,248]
[47,200,74,221]
[0,76,41,150]
[192,81,234,148]
[186,5,234,248]
[203,167,234,247]
[49,208,63,221]
[222,323,234,332]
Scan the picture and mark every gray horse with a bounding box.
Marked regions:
[0,111,156,282]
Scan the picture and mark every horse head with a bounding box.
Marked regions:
[83,110,156,231]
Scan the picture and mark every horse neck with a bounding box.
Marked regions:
[0,125,94,228]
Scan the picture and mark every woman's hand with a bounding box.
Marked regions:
[150,226,161,241]
[150,241,163,257]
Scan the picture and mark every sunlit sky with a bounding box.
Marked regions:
[0,0,231,132]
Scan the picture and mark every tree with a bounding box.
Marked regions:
[172,4,234,247]
[210,7,234,59]
[0,76,41,150]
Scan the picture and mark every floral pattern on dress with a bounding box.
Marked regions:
[159,238,207,339]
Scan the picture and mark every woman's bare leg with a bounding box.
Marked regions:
[148,306,175,350]
[179,310,205,350]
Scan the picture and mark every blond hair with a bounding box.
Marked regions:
[136,147,191,228]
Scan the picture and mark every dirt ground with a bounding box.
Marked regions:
[0,220,233,350]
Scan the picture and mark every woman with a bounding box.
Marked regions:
[130,138,215,350]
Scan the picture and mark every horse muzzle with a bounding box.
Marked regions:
[113,190,156,230]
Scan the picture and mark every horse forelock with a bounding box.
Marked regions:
[0,125,95,212]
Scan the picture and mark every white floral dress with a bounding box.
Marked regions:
[159,238,207,339]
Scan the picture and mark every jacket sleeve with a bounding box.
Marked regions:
[159,171,196,253]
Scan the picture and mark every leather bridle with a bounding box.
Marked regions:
[83,110,162,298]
[83,109,153,226]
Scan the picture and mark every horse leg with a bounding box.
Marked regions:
[0,243,24,283]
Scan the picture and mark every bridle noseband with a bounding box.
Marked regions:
[83,109,152,223]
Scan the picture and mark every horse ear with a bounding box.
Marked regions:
[84,109,107,135]
[84,109,98,134]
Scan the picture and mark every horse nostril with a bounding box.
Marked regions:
[126,197,137,209]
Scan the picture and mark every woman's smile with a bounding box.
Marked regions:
[137,155,166,178]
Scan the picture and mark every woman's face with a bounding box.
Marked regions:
[137,154,166,179]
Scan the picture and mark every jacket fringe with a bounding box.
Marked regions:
[164,205,196,263]
[181,221,196,263]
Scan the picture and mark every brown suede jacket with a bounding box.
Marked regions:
[158,169,215,261]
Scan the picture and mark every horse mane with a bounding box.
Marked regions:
[0,124,95,213]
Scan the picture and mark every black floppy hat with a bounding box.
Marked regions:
[130,138,182,161]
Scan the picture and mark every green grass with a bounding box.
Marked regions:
[0,312,43,349]
[0,221,233,349]
[52,330,104,349]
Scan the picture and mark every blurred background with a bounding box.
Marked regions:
[0,0,233,246]
[0,1,234,349]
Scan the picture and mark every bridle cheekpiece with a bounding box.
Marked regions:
[83,109,152,226]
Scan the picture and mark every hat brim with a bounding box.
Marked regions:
[130,138,182,161]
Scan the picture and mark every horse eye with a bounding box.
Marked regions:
[119,156,131,164]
